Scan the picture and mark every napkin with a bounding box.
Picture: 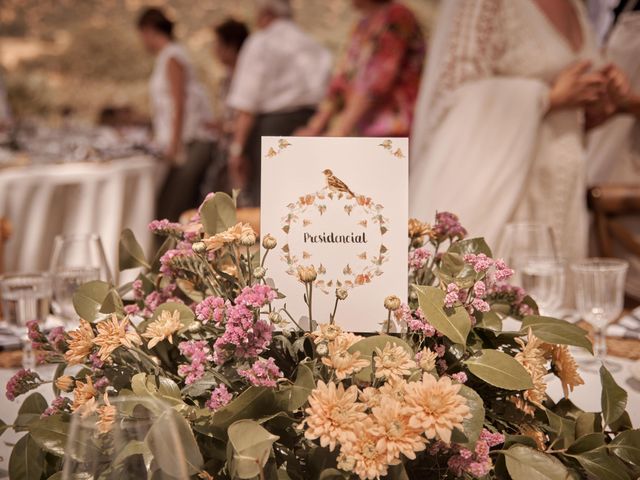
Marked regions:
[608,307,640,340]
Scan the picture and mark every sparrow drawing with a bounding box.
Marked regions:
[379,139,393,150]
[393,148,405,158]
[266,147,278,158]
[323,169,356,197]
[278,139,292,149]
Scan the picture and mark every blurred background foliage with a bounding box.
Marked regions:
[0,0,439,122]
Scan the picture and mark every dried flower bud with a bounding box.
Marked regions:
[297,265,317,283]
[384,295,401,311]
[253,266,266,279]
[55,375,75,392]
[188,321,202,333]
[262,234,278,250]
[316,343,328,356]
[268,311,283,324]
[335,288,348,301]
[240,231,257,247]
[192,242,207,254]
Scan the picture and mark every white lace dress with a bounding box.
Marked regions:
[410,0,600,260]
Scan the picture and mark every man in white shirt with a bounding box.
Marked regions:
[226,0,332,206]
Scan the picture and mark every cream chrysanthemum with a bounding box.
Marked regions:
[371,396,427,463]
[520,424,547,450]
[321,336,370,380]
[72,376,98,412]
[304,381,367,451]
[374,342,416,380]
[415,347,438,372]
[404,373,471,444]
[549,344,584,398]
[514,330,548,406]
[202,222,254,252]
[93,314,142,361]
[64,319,95,365]
[311,324,363,348]
[142,309,183,348]
[337,420,390,480]
[96,394,117,434]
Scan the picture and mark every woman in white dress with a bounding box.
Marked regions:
[410,0,608,261]
[137,8,216,221]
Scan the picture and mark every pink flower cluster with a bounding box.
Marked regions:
[447,429,505,477]
[6,369,41,401]
[148,219,183,237]
[464,254,493,273]
[235,284,277,309]
[434,212,467,241]
[206,384,233,411]
[126,282,183,317]
[444,283,460,308]
[395,304,436,336]
[26,320,47,350]
[42,396,71,417]
[238,357,283,388]
[409,247,431,270]
[451,372,468,384]
[159,243,196,277]
[178,340,214,385]
[196,296,227,325]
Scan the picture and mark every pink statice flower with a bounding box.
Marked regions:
[178,340,213,385]
[448,429,504,478]
[494,259,514,281]
[444,283,460,308]
[26,320,47,350]
[451,372,468,384]
[235,284,277,309]
[206,384,233,411]
[196,296,227,325]
[409,247,431,270]
[124,304,141,316]
[473,281,486,298]
[434,345,446,357]
[47,327,66,352]
[149,219,183,237]
[89,352,105,369]
[159,245,195,278]
[94,376,110,391]
[6,369,41,401]
[132,279,145,301]
[399,306,437,336]
[42,396,71,417]
[434,212,467,241]
[479,429,505,447]
[464,253,493,273]
[471,298,491,313]
[238,357,283,388]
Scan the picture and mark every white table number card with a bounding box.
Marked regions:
[260,136,408,332]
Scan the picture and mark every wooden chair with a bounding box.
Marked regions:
[588,184,640,304]
[0,217,10,275]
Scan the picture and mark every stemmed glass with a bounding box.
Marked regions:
[63,396,196,480]
[571,258,628,372]
[499,223,558,271]
[49,234,112,325]
[520,256,566,316]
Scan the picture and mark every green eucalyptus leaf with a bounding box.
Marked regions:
[521,316,592,353]
[566,433,605,455]
[200,192,237,235]
[274,362,315,411]
[574,412,602,437]
[546,409,575,449]
[609,411,633,433]
[119,228,150,271]
[573,449,631,480]
[600,365,627,426]
[415,285,471,345]
[146,408,203,477]
[0,418,9,437]
[476,310,503,332]
[100,288,124,315]
[451,385,485,446]
[465,349,533,390]
[30,415,98,460]
[318,469,348,480]
[9,434,45,480]
[448,237,493,257]
[228,419,279,479]
[504,444,570,480]
[14,392,48,430]
[72,280,110,321]
[609,429,640,466]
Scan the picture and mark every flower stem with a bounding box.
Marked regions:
[385,310,391,334]
[330,297,340,325]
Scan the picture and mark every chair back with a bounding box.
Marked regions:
[0,217,10,274]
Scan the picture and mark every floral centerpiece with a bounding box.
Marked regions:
[3,193,638,480]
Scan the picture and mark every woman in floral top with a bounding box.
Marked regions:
[298,0,425,137]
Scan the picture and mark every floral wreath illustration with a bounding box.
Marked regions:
[268,139,395,294]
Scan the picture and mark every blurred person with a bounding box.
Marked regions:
[0,71,12,143]
[410,0,609,262]
[200,18,250,200]
[226,0,333,206]
[137,7,216,221]
[297,0,425,137]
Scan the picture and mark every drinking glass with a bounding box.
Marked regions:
[49,234,111,323]
[63,396,195,480]
[571,258,628,372]
[499,223,558,277]
[0,273,52,367]
[520,256,565,316]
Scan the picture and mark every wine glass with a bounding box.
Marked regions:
[520,256,566,316]
[63,396,197,480]
[0,272,52,367]
[499,223,558,273]
[49,234,112,324]
[571,258,628,372]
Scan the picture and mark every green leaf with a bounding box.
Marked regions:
[14,392,48,430]
[0,418,8,437]
[415,285,471,345]
[448,237,493,257]
[600,365,627,426]
[9,434,45,480]
[30,415,98,461]
[451,385,485,446]
[573,450,631,480]
[119,228,150,271]
[318,469,348,480]
[610,429,640,466]
[227,419,279,479]
[274,363,315,411]
[521,316,593,353]
[146,408,203,477]
[476,310,503,332]
[575,412,601,438]
[200,192,237,234]
[347,335,414,382]
[465,349,533,390]
[100,288,124,315]
[610,411,633,433]
[546,409,575,449]
[566,433,605,455]
[504,444,571,480]
[72,280,110,321]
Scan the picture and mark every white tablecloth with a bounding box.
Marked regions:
[0,156,157,281]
